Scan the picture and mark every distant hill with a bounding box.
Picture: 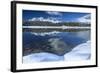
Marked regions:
[23,20,91,27]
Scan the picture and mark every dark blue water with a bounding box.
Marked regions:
[23,30,90,56]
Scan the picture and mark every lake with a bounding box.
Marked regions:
[23,30,90,56]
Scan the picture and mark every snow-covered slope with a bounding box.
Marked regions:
[64,41,91,61]
[23,52,64,63]
[23,41,91,63]
[77,14,91,24]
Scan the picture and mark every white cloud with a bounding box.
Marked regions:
[28,17,62,23]
[46,11,62,16]
[76,14,91,24]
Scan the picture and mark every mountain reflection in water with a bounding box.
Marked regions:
[23,30,90,56]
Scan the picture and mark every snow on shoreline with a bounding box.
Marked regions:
[64,40,91,61]
[23,52,64,63]
[23,40,91,63]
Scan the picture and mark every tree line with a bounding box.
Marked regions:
[23,21,91,27]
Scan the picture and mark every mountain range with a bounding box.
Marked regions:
[23,20,90,26]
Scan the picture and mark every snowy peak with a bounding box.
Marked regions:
[28,17,62,23]
[77,14,91,24]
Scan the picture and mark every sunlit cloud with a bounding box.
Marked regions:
[46,11,62,16]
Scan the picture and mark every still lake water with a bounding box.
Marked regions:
[23,30,90,56]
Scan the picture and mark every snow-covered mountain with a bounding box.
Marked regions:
[28,17,62,23]
[76,14,91,24]
[28,14,91,24]
[23,14,91,27]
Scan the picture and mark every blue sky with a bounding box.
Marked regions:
[23,10,90,23]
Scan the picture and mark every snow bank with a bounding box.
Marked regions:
[23,41,91,63]
[64,40,91,61]
[23,52,64,63]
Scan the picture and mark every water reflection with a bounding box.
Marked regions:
[23,30,90,56]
